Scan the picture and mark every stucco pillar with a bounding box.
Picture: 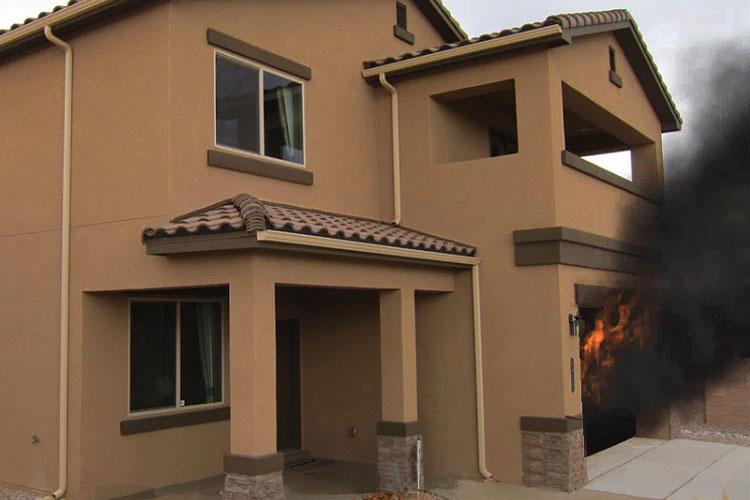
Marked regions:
[223,278,284,500]
[377,288,422,492]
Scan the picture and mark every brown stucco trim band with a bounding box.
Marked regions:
[520,415,583,433]
[207,150,314,185]
[609,70,623,88]
[561,151,662,203]
[575,284,623,307]
[224,453,284,476]
[513,226,647,274]
[393,25,415,45]
[120,406,230,435]
[207,28,311,80]
[377,420,423,436]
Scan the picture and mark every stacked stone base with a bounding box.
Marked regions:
[521,416,586,491]
[222,471,283,500]
[377,431,421,492]
[0,484,41,500]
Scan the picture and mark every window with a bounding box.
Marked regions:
[215,52,304,165]
[129,300,224,413]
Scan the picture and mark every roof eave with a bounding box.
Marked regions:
[0,0,160,62]
[144,230,479,269]
[362,24,568,80]
[413,0,467,42]
[564,22,682,133]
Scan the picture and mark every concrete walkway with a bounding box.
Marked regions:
[584,437,750,500]
[121,438,750,500]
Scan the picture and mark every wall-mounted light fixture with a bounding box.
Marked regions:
[569,314,584,336]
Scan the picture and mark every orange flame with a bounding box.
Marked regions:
[581,289,648,404]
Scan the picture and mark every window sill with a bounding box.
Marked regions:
[561,150,662,204]
[207,149,313,185]
[120,406,230,435]
[393,25,415,45]
[609,70,623,88]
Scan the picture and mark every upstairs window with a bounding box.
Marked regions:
[216,53,304,165]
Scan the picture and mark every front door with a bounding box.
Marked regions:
[276,319,301,451]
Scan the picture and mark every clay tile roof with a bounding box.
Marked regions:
[143,194,477,256]
[0,1,79,35]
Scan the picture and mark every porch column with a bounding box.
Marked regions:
[223,278,284,500]
[377,288,422,492]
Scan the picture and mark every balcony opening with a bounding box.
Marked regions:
[562,82,656,186]
[431,80,518,164]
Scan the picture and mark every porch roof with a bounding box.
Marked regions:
[142,194,476,257]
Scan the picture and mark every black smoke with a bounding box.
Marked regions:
[595,42,750,416]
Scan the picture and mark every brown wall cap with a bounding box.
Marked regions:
[120,406,229,435]
[207,149,313,186]
[561,150,663,203]
[207,28,311,80]
[520,415,583,433]
[609,70,623,88]
[224,453,284,476]
[393,25,415,45]
[376,420,423,436]
[513,226,647,256]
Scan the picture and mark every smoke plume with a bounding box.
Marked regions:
[597,41,750,414]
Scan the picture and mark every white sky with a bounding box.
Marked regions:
[1,0,748,180]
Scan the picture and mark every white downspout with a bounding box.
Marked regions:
[472,264,493,480]
[43,25,72,500]
[378,73,402,225]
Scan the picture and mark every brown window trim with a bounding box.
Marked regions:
[561,150,662,203]
[207,29,311,80]
[121,406,230,435]
[208,149,313,185]
[393,25,415,45]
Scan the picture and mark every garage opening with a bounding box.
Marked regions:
[579,305,637,456]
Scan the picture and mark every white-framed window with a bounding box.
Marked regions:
[214,50,305,166]
[128,299,225,414]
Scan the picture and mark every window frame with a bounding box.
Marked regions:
[213,48,307,169]
[127,297,227,417]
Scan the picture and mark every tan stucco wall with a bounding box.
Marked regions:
[416,272,479,480]
[277,287,381,464]
[549,32,663,243]
[0,0,452,496]
[0,233,62,492]
[0,0,673,494]
[394,33,666,481]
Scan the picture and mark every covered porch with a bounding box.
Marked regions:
[139,194,480,499]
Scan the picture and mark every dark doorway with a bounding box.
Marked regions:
[579,306,636,456]
[277,319,301,452]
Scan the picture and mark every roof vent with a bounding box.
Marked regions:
[396,2,407,30]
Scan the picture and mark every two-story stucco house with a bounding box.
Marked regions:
[0,1,680,499]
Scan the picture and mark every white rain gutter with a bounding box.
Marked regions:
[256,229,492,479]
[471,264,492,480]
[0,0,119,49]
[43,25,72,500]
[377,73,402,225]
